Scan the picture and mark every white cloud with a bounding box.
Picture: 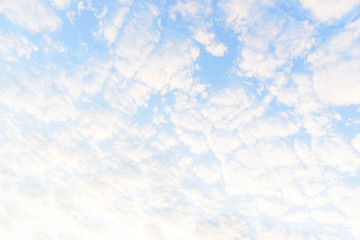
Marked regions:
[308,19,360,106]
[312,59,360,106]
[194,163,221,184]
[103,7,130,44]
[103,20,202,114]
[77,109,120,141]
[66,10,76,24]
[49,0,72,10]
[0,0,62,32]
[326,186,360,238]
[169,94,207,132]
[236,147,266,171]
[255,222,307,240]
[208,87,253,107]
[244,116,300,140]
[313,136,360,172]
[103,79,152,115]
[205,130,242,161]
[176,129,209,154]
[221,140,300,198]
[311,209,345,225]
[218,0,315,79]
[95,6,108,19]
[300,0,360,22]
[271,74,323,115]
[169,0,204,20]
[352,134,360,152]
[136,40,199,92]
[239,48,284,79]
[56,60,111,99]
[0,74,78,122]
[194,214,252,240]
[0,33,38,61]
[1,0,360,239]
[258,140,299,170]
[294,139,319,167]
[202,87,258,129]
[302,114,333,137]
[237,15,314,79]
[282,184,306,206]
[274,21,314,60]
[254,197,288,217]
[193,30,228,56]
[221,163,257,196]
[43,34,67,52]
[114,5,160,62]
[151,132,178,151]
[170,0,227,57]
[78,0,85,14]
[217,0,254,33]
[142,225,166,240]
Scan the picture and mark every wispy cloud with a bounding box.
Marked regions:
[0,0,62,32]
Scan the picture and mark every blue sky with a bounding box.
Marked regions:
[1,0,360,239]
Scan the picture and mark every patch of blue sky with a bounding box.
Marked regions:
[342,173,360,187]
[160,6,192,41]
[59,13,108,61]
[289,57,313,74]
[195,25,239,90]
[0,15,14,33]
[132,94,162,123]
[330,105,360,138]
[275,0,311,21]
[311,9,360,49]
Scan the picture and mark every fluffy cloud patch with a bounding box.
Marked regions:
[237,11,314,79]
[0,0,62,32]
[300,0,360,22]
[309,19,360,106]
[193,30,228,56]
[103,7,130,44]
[170,0,228,57]
[217,0,254,33]
[49,0,72,10]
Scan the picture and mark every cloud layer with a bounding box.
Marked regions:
[1,0,360,239]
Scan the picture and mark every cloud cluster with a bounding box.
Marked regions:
[309,19,360,106]
[300,0,360,22]
[170,0,228,56]
[219,0,314,79]
[1,0,360,239]
[0,0,62,32]
[49,0,72,10]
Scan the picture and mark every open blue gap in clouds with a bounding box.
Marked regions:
[1,0,360,239]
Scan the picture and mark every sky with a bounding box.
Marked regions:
[0,0,360,239]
